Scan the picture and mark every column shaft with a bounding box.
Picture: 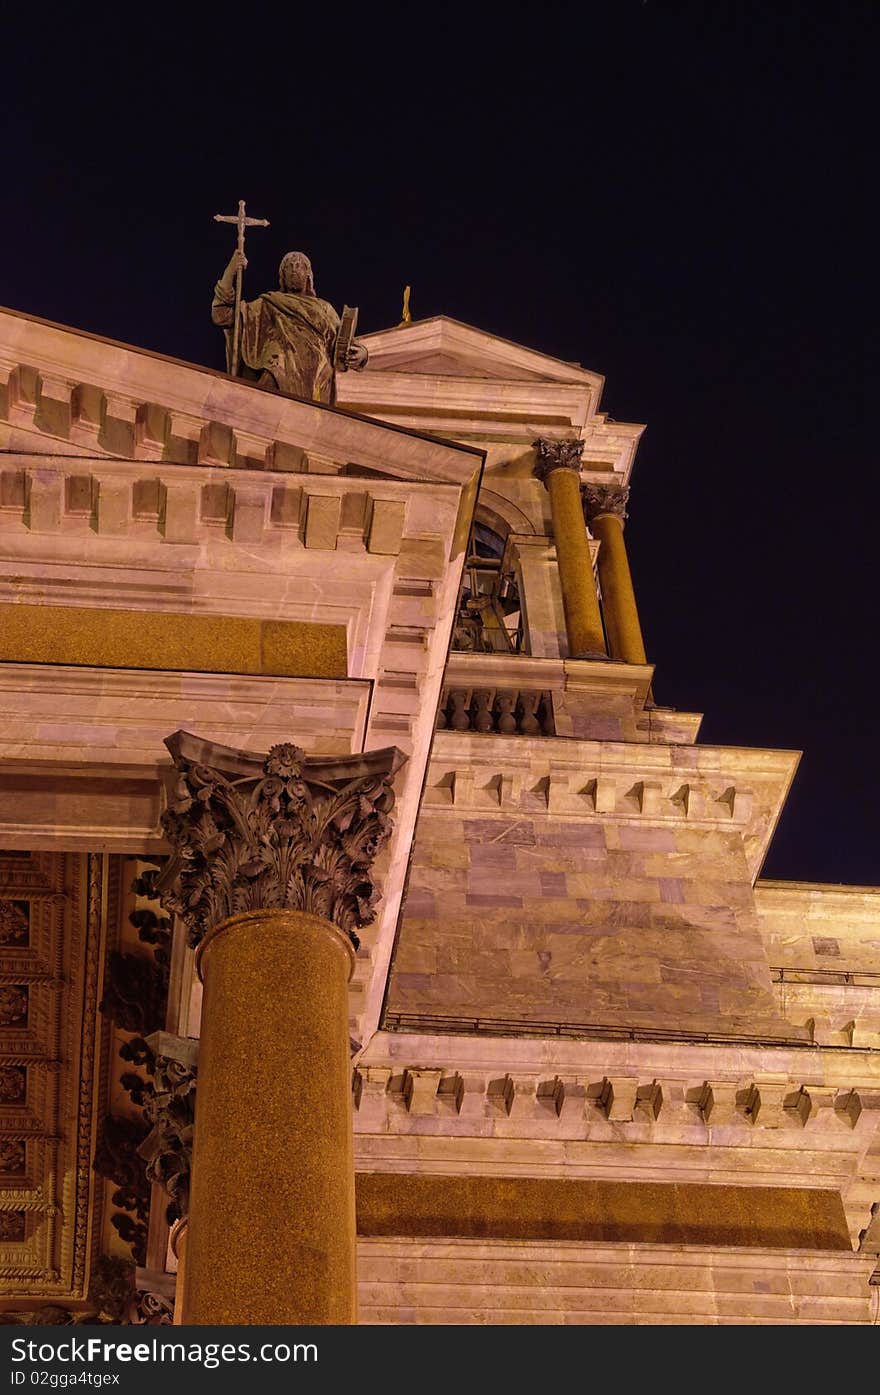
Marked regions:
[181,909,356,1325]
[591,511,647,664]
[545,467,606,658]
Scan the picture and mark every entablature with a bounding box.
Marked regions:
[424,729,800,881]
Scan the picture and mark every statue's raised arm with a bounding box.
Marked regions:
[211,250,368,405]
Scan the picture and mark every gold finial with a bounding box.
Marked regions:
[398,284,412,326]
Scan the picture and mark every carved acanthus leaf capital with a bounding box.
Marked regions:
[582,481,630,524]
[532,436,584,486]
[156,732,407,951]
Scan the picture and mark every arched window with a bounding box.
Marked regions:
[452,520,525,654]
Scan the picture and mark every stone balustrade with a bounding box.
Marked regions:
[436,686,555,736]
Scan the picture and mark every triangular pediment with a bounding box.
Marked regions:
[0,305,481,488]
[357,316,605,391]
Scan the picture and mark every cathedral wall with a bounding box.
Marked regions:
[386,808,792,1040]
[755,881,880,1049]
[356,1237,875,1325]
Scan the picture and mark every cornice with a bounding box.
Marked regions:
[0,306,482,487]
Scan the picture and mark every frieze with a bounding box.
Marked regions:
[157,731,406,950]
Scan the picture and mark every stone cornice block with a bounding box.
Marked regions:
[135,403,169,459]
[402,1068,443,1115]
[304,493,342,550]
[25,472,63,533]
[100,393,137,457]
[95,478,131,535]
[352,1067,392,1128]
[34,375,74,439]
[230,483,271,544]
[598,1076,640,1122]
[367,499,407,555]
[160,479,199,543]
[859,1205,880,1254]
[0,363,38,428]
[69,384,103,445]
[232,430,273,470]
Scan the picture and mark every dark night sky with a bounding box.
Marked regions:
[1,5,875,884]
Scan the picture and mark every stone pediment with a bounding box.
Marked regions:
[336,316,645,446]
[0,306,482,488]
[354,317,603,387]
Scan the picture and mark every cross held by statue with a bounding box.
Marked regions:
[213,199,270,376]
[214,199,270,254]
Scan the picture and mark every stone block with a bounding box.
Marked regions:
[403,1068,442,1116]
[26,471,63,532]
[231,486,269,543]
[368,499,407,555]
[160,480,199,543]
[95,479,130,535]
[101,392,137,456]
[600,1076,640,1122]
[304,494,341,550]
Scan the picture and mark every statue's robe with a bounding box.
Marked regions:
[212,287,341,404]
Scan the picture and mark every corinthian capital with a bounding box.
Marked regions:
[532,436,584,485]
[155,731,407,950]
[582,481,630,523]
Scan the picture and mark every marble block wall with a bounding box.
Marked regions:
[386,809,799,1042]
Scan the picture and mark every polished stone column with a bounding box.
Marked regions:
[156,731,405,1325]
[533,438,607,659]
[582,482,647,665]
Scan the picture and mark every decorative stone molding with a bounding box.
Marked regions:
[156,731,407,951]
[532,437,584,484]
[582,480,629,524]
[0,460,421,558]
[99,946,168,1040]
[424,759,753,825]
[91,1117,150,1265]
[138,1033,198,1225]
[354,1065,880,1136]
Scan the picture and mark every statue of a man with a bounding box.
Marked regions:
[212,250,368,404]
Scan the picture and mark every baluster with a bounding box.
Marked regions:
[436,690,449,729]
[518,692,541,735]
[472,689,494,733]
[496,691,517,734]
[449,688,471,731]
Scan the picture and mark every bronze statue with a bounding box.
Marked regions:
[212,248,367,404]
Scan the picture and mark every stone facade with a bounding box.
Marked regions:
[0,302,877,1324]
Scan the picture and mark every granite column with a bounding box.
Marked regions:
[155,731,405,1325]
[582,482,647,665]
[533,438,607,659]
